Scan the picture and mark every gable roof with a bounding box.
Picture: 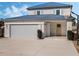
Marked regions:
[27,2,72,10]
[4,14,67,22]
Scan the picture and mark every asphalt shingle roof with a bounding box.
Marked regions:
[27,2,72,10]
[4,14,67,22]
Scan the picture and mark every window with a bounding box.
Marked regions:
[56,10,60,15]
[37,11,40,15]
[57,24,61,27]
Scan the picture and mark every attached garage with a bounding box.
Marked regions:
[4,22,45,40]
[10,24,39,39]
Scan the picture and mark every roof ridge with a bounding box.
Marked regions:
[27,2,72,10]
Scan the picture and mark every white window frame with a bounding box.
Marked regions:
[36,10,41,15]
[55,9,61,15]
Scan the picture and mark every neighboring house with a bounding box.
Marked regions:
[4,2,74,39]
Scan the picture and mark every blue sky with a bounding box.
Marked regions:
[0,2,79,18]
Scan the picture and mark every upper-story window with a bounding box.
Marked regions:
[37,11,40,15]
[56,10,60,15]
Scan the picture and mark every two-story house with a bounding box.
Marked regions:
[4,2,74,39]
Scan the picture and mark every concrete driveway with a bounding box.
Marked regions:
[0,36,78,56]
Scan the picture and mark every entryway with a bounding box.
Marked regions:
[50,21,66,36]
[56,24,61,36]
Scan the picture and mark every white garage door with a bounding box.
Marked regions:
[10,24,39,40]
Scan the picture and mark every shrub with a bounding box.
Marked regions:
[67,30,74,40]
[37,29,43,39]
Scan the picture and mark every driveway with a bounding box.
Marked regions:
[0,36,78,56]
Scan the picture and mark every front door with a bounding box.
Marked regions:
[56,24,61,36]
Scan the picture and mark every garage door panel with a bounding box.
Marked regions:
[10,25,38,39]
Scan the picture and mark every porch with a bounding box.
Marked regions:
[44,20,67,37]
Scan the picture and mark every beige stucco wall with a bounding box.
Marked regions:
[50,20,66,36]
[67,21,72,30]
[44,22,51,36]
[27,8,71,16]
[62,8,71,16]
[4,24,10,37]
[28,10,36,15]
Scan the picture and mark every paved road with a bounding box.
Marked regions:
[0,37,78,56]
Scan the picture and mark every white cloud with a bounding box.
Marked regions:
[20,5,28,12]
[19,5,28,15]
[4,5,28,18]
[4,7,12,16]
